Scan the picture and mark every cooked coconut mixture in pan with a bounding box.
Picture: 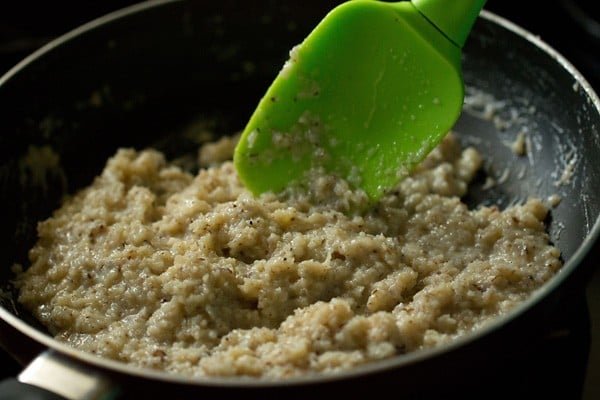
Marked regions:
[15,133,561,378]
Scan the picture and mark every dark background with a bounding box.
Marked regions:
[1,0,599,398]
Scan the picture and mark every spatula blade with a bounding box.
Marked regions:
[234,1,464,200]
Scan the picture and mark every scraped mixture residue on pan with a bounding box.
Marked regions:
[14,133,561,378]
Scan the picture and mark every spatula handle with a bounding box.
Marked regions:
[411,0,487,47]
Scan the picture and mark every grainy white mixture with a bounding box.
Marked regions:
[15,134,562,378]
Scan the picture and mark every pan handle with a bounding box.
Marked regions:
[0,378,67,399]
[0,350,119,400]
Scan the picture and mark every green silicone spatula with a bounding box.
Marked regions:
[234,0,487,201]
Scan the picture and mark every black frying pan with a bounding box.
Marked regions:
[1,0,599,398]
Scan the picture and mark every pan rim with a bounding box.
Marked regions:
[1,0,600,388]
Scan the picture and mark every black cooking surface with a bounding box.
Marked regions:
[1,0,598,398]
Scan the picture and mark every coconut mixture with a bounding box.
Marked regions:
[15,133,562,378]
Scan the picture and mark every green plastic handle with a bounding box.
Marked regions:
[412,0,487,47]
